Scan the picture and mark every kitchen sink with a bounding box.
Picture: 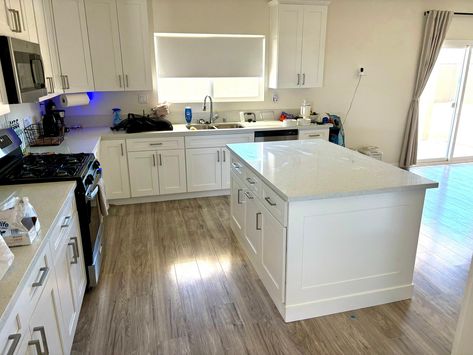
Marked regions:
[186,124,216,130]
[213,123,244,129]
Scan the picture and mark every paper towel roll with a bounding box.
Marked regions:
[60,93,90,107]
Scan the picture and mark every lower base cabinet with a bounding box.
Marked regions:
[230,174,246,236]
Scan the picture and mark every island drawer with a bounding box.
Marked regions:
[262,184,287,226]
[245,169,262,198]
[127,137,184,151]
[231,156,246,180]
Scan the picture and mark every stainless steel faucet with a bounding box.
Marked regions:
[202,95,218,124]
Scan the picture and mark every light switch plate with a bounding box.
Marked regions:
[138,95,148,104]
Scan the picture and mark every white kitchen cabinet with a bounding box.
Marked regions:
[116,0,152,91]
[27,268,64,355]
[221,147,231,189]
[85,0,151,91]
[269,1,328,89]
[230,173,246,238]
[244,190,262,266]
[157,149,187,195]
[299,128,329,141]
[100,140,131,199]
[128,150,159,198]
[68,218,87,308]
[186,148,222,192]
[51,0,94,92]
[1,0,38,42]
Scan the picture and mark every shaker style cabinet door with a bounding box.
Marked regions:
[244,190,262,267]
[85,0,124,91]
[157,149,187,195]
[51,0,94,92]
[128,151,160,198]
[116,0,152,91]
[230,175,246,238]
[221,148,231,190]
[100,140,131,199]
[186,148,222,192]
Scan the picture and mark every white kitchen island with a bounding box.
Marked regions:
[226,140,438,322]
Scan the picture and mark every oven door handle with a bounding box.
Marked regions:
[86,185,99,201]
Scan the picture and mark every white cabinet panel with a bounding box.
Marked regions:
[299,129,329,141]
[100,140,130,199]
[244,190,262,266]
[230,173,245,238]
[51,0,94,92]
[158,149,187,195]
[116,0,151,91]
[68,216,87,311]
[221,147,231,190]
[27,268,64,355]
[128,150,159,197]
[300,5,327,88]
[186,148,221,192]
[85,0,123,91]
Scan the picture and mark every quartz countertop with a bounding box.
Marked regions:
[0,182,76,328]
[227,140,438,202]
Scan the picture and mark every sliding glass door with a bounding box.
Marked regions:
[418,42,473,163]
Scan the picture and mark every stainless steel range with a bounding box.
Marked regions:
[0,128,104,287]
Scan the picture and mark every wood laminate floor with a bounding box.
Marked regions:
[71,163,473,355]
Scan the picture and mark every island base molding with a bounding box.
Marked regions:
[283,284,414,322]
[108,189,230,205]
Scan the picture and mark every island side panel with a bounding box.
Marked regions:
[284,189,426,322]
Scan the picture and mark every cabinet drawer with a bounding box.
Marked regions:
[49,193,76,260]
[185,134,253,148]
[230,155,246,180]
[127,137,184,152]
[245,169,262,199]
[262,184,287,226]
[299,129,329,141]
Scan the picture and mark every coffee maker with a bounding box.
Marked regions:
[42,100,65,137]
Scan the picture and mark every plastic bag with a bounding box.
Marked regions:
[0,194,41,247]
[0,235,14,280]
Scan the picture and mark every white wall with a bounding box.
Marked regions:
[51,0,473,164]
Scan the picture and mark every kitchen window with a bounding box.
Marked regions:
[154,33,265,103]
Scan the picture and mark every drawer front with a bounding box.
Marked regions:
[127,137,185,152]
[262,184,287,226]
[299,129,329,141]
[245,169,262,199]
[230,155,246,181]
[49,193,76,260]
[185,134,253,148]
[0,303,25,355]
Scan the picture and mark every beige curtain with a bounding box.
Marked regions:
[400,10,453,168]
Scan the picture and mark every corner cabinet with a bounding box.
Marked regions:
[100,139,131,199]
[268,0,328,89]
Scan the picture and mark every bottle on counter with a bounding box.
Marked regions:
[185,106,192,125]
[112,108,122,126]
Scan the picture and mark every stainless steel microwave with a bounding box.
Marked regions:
[0,36,47,103]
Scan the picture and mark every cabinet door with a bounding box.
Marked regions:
[300,5,327,88]
[157,149,187,195]
[244,191,262,266]
[275,5,303,89]
[27,268,64,355]
[68,216,87,309]
[54,234,79,353]
[5,0,28,41]
[128,151,159,197]
[221,147,231,190]
[230,174,245,238]
[51,0,94,92]
[100,140,131,199]
[85,0,124,91]
[116,0,151,91]
[186,148,222,192]
[260,206,286,304]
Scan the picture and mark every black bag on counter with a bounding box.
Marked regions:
[111,113,173,133]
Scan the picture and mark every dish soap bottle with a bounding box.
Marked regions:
[184,106,192,125]
[112,108,122,126]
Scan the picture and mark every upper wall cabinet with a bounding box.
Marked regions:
[268,0,328,89]
[0,0,38,43]
[50,0,94,92]
[85,0,152,91]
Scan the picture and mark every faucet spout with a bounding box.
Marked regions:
[202,95,215,124]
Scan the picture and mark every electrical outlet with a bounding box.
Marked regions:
[359,67,367,76]
[138,95,148,104]
[272,93,279,103]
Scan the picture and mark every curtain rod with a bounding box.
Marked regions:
[424,11,473,16]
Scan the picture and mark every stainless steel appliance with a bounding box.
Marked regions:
[0,128,104,287]
[254,129,299,142]
[0,36,47,103]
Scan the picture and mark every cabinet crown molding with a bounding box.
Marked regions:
[268,0,330,6]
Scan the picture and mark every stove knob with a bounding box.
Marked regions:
[92,161,101,169]
[85,174,94,186]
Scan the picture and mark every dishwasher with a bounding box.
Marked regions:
[254,129,299,142]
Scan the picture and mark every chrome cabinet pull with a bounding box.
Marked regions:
[46,77,53,94]
[120,143,124,156]
[125,74,129,88]
[68,241,78,264]
[65,75,70,89]
[256,212,262,231]
[29,326,49,355]
[237,189,243,204]
[217,150,220,163]
[308,134,321,138]
[32,267,49,287]
[60,75,66,90]
[302,73,306,85]
[118,74,122,88]
[244,191,254,200]
[246,177,256,185]
[7,333,21,355]
[297,73,301,86]
[265,197,277,206]
[61,215,71,228]
[231,162,241,169]
[159,153,162,166]
[15,10,22,32]
[152,154,156,167]
[8,9,16,32]
[223,150,226,162]
[149,143,163,146]
[70,237,79,262]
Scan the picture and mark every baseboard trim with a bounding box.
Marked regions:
[283,284,414,322]
[109,189,230,205]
